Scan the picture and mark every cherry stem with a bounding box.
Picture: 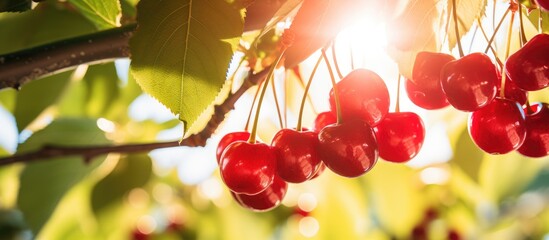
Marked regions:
[452,0,464,58]
[248,48,287,144]
[296,54,323,132]
[518,3,528,46]
[484,7,511,54]
[331,41,344,79]
[321,48,342,125]
[270,75,285,129]
[395,74,401,113]
[245,80,263,131]
[500,11,515,98]
[294,67,319,115]
[349,44,355,70]
[477,18,504,68]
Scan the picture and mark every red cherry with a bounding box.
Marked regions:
[505,33,549,91]
[405,51,454,110]
[220,141,276,195]
[318,119,378,177]
[271,128,322,183]
[231,175,287,212]
[517,102,549,157]
[496,71,528,106]
[313,111,336,133]
[374,112,425,163]
[309,162,326,180]
[216,131,250,164]
[131,229,149,240]
[329,69,390,126]
[536,0,549,12]
[468,98,526,154]
[441,52,498,111]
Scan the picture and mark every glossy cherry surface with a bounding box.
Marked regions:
[329,69,390,126]
[517,102,549,157]
[536,0,549,12]
[216,131,250,164]
[441,52,498,111]
[219,141,276,195]
[505,33,549,91]
[318,119,378,177]
[231,175,287,212]
[406,51,454,110]
[313,111,336,133]
[497,71,528,106]
[271,128,322,183]
[374,112,425,163]
[468,98,526,154]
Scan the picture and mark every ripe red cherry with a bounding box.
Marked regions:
[441,52,498,111]
[405,51,454,110]
[309,162,326,180]
[313,111,336,133]
[271,128,322,183]
[505,33,549,91]
[219,141,276,195]
[329,69,390,126]
[231,175,287,212]
[318,119,378,177]
[536,0,549,11]
[216,131,250,164]
[468,98,526,154]
[517,102,549,157]
[496,71,528,106]
[374,112,425,163]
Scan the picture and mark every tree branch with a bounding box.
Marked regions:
[0,68,269,166]
[0,0,285,89]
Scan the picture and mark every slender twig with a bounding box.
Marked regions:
[0,67,271,166]
[477,18,504,68]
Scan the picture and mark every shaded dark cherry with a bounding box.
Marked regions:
[329,69,390,126]
[537,0,549,10]
[517,102,549,157]
[231,175,287,212]
[496,71,528,106]
[271,128,322,183]
[216,131,250,164]
[405,51,454,110]
[374,112,425,163]
[441,52,498,111]
[468,98,526,154]
[220,141,275,195]
[318,119,378,177]
[313,111,336,133]
[505,33,549,91]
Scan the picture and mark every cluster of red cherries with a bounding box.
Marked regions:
[406,33,549,156]
[215,27,548,211]
[215,67,427,211]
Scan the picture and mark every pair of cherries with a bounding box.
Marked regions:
[405,33,549,157]
[216,69,427,211]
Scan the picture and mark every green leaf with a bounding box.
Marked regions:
[67,0,121,29]
[527,9,549,34]
[83,63,120,117]
[0,2,96,54]
[446,0,487,51]
[0,88,17,113]
[91,154,152,213]
[130,0,244,134]
[386,0,444,79]
[0,0,31,13]
[284,0,367,68]
[16,118,109,234]
[14,71,72,131]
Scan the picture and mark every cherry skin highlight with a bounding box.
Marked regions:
[231,175,288,212]
[505,33,549,91]
[271,128,322,183]
[517,102,549,158]
[329,69,390,126]
[216,131,250,164]
[406,51,454,110]
[468,98,526,154]
[318,119,378,178]
[374,112,425,163]
[440,52,498,111]
[313,111,336,133]
[219,141,276,195]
